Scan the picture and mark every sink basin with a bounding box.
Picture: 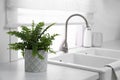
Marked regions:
[48,53,117,80]
[49,53,116,68]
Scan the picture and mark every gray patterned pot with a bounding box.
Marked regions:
[25,50,47,72]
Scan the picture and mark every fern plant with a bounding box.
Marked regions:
[7,21,58,59]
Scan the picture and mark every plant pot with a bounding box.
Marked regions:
[25,49,47,72]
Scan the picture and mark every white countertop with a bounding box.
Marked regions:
[0,60,99,80]
[68,40,120,52]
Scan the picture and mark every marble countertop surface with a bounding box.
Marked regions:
[0,60,99,80]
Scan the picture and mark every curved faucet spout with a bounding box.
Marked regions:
[60,14,90,53]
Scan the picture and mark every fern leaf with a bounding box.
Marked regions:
[37,53,44,60]
[9,42,25,50]
[39,23,55,38]
[7,31,27,41]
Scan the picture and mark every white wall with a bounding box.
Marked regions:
[0,0,120,63]
[0,0,9,63]
[93,0,120,42]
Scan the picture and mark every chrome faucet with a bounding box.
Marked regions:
[60,14,90,53]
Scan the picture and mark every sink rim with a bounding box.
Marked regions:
[48,53,118,73]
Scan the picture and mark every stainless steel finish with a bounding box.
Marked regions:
[60,14,90,53]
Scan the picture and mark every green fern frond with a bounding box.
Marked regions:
[7,21,58,60]
[9,42,25,50]
[39,23,55,38]
[37,53,44,60]
[7,31,28,41]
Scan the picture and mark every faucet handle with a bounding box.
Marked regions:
[59,40,68,53]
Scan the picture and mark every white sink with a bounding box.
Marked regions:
[48,53,117,80]
[49,53,116,68]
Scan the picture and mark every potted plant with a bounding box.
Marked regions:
[7,21,58,72]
